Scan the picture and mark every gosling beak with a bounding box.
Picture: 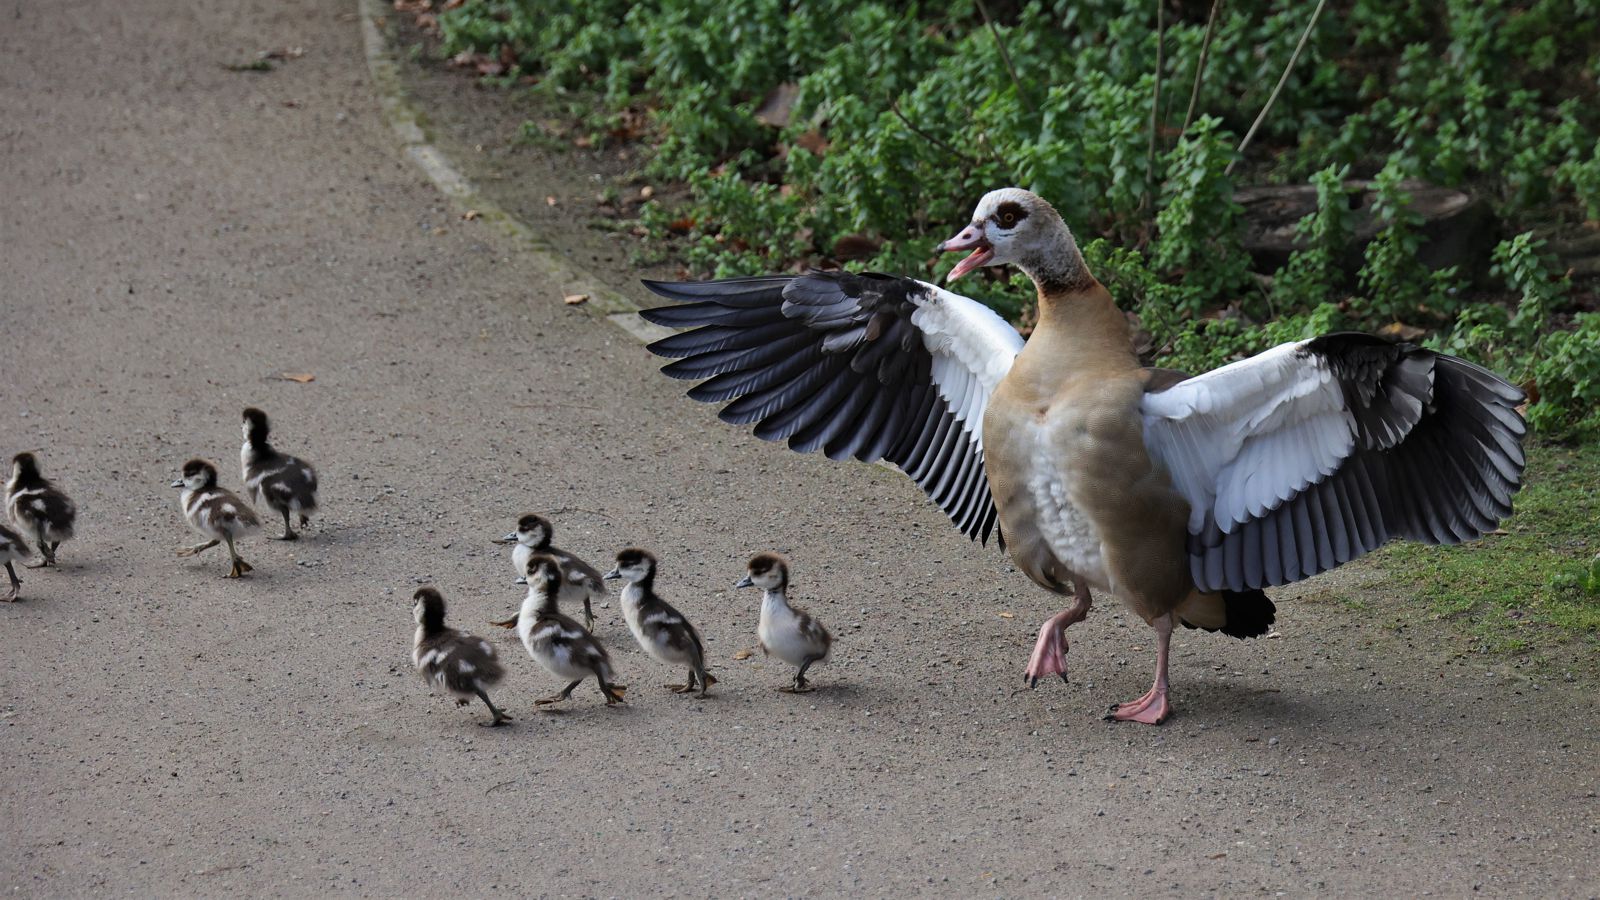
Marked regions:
[602,568,621,581]
[169,479,184,488]
[491,532,518,545]
[734,574,754,589]
[938,223,993,283]
[514,576,527,585]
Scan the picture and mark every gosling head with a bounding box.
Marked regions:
[735,552,790,591]
[412,586,446,630]
[10,452,41,485]
[603,547,657,584]
[241,407,271,446]
[502,513,552,548]
[171,458,219,491]
[519,552,564,594]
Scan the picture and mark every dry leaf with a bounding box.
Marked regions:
[997,612,1015,619]
[563,293,589,306]
[1209,853,1227,860]
[278,373,315,383]
[1377,321,1427,342]
[732,649,754,660]
[460,209,481,221]
[545,195,559,207]
[793,129,830,156]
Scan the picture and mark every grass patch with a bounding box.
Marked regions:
[1374,441,1600,652]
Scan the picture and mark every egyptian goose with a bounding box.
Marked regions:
[6,452,77,568]
[412,586,513,727]
[515,553,628,706]
[491,513,606,630]
[604,547,716,697]
[735,553,833,693]
[172,458,262,578]
[639,188,1526,724]
[240,407,320,541]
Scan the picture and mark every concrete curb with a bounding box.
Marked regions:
[356,0,672,344]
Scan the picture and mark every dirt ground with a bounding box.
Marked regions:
[2,0,1597,896]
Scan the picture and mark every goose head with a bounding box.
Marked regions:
[939,188,1083,290]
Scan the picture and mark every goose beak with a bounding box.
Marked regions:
[939,224,992,283]
[514,576,527,585]
[169,479,184,488]
[602,568,621,581]
[734,574,754,589]
[492,532,518,544]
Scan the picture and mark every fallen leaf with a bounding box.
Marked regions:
[460,209,481,221]
[1209,852,1227,860]
[793,129,830,156]
[277,373,315,383]
[732,649,754,660]
[1377,321,1427,342]
[545,195,559,207]
[997,612,1014,619]
[414,12,438,30]
[563,293,589,306]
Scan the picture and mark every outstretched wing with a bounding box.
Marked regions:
[1141,333,1527,593]
[640,270,1023,544]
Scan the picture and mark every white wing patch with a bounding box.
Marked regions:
[1141,341,1358,533]
[910,282,1024,451]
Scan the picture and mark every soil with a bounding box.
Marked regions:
[1,1,1597,896]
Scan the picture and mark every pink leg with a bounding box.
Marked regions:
[1110,613,1174,725]
[1023,582,1091,688]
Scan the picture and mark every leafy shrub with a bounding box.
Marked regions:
[434,0,1600,439]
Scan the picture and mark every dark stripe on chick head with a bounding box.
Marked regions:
[181,458,219,488]
[746,552,789,586]
[524,552,564,593]
[516,513,552,546]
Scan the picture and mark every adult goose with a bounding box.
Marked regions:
[638,188,1526,724]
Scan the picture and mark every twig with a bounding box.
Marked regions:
[975,0,1033,113]
[889,101,980,168]
[1226,0,1327,176]
[1146,0,1166,198]
[1180,0,1222,138]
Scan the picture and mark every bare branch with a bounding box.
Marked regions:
[890,100,981,168]
[1180,0,1222,138]
[1146,0,1166,198]
[1227,0,1328,176]
[975,0,1033,113]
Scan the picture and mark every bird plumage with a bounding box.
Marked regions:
[6,452,76,568]
[606,547,715,697]
[240,407,319,541]
[412,587,511,726]
[641,187,1526,723]
[173,458,261,578]
[516,553,626,705]
[0,521,26,601]
[495,514,605,630]
[737,553,831,693]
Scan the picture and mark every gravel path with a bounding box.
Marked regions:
[2,1,1596,895]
